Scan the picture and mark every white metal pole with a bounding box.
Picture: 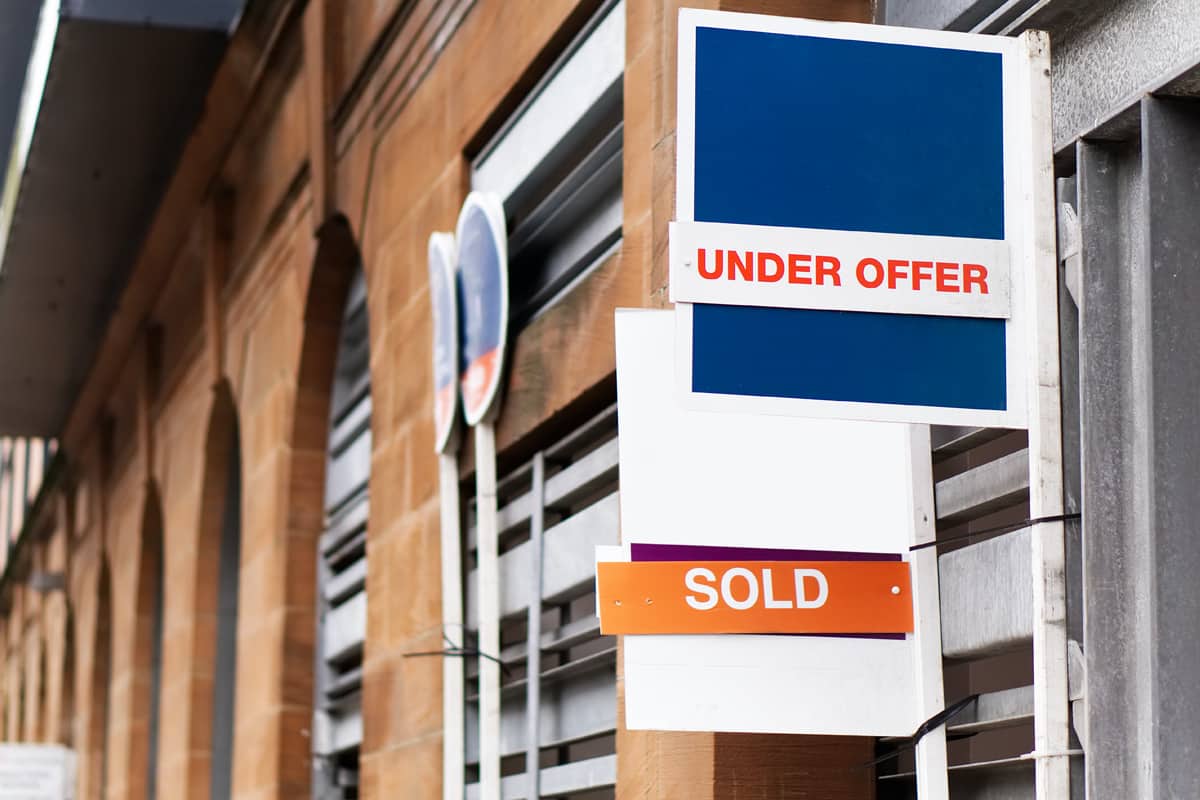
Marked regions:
[525,453,545,799]
[475,422,502,800]
[439,452,465,800]
[1020,29,1071,800]
[908,424,949,800]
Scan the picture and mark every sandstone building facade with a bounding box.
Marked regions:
[0,1,874,797]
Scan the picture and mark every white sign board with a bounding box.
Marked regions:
[672,10,1052,428]
[609,310,943,737]
[0,745,74,799]
[669,220,1011,319]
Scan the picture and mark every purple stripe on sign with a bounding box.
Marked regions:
[630,542,902,562]
[628,541,907,641]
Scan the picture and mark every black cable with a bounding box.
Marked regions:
[910,512,1081,553]
[403,631,513,676]
[862,693,980,769]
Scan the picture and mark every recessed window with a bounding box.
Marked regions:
[312,269,371,799]
[464,404,619,799]
[471,0,625,327]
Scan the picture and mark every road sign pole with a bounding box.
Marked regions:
[475,421,502,800]
[452,192,508,800]
[429,231,465,800]
[439,452,465,800]
[524,452,545,799]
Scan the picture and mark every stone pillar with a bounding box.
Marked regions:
[618,1,876,797]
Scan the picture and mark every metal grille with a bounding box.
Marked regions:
[464,405,619,800]
[883,0,1047,34]
[878,429,1040,798]
[471,0,624,328]
[313,270,370,798]
[877,423,1087,799]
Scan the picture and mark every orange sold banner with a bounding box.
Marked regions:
[596,560,912,635]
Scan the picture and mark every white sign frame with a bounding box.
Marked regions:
[669,219,1012,319]
[673,9,1053,430]
[0,744,75,799]
[611,310,947,773]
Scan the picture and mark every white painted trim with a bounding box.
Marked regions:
[440,453,465,800]
[474,423,501,800]
[0,0,60,278]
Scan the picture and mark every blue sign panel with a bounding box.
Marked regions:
[673,11,1032,426]
[691,305,1006,410]
[429,232,460,452]
[693,28,1004,240]
[456,192,508,425]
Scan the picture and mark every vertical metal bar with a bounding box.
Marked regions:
[1017,30,1071,800]
[1055,177,1085,649]
[475,422,502,800]
[908,425,949,800]
[1140,95,1200,799]
[440,453,465,800]
[1077,135,1146,800]
[1056,176,1088,800]
[525,453,545,799]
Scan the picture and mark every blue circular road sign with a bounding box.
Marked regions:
[455,191,508,426]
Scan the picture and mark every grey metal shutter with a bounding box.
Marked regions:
[313,270,370,798]
[464,405,619,800]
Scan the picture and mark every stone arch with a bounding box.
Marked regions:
[36,574,73,746]
[7,635,21,741]
[60,604,75,747]
[30,629,46,741]
[124,488,165,800]
[284,214,365,797]
[80,557,113,800]
[183,380,241,800]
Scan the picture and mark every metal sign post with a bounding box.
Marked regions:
[907,424,950,800]
[599,9,1061,800]
[437,451,464,800]
[429,231,464,800]
[1016,30,1071,799]
[456,192,509,800]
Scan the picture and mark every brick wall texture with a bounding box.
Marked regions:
[1,1,878,798]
